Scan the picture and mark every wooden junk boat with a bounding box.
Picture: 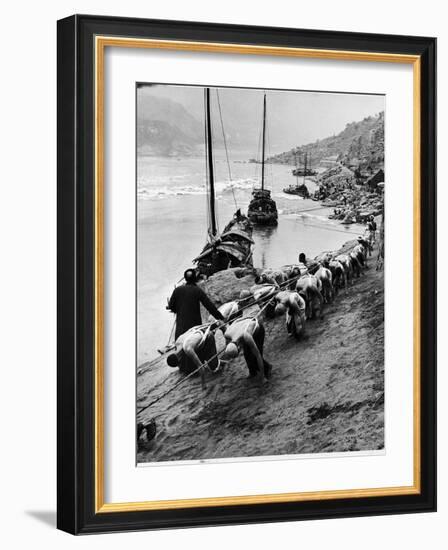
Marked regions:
[291,152,317,177]
[283,151,312,198]
[193,88,254,277]
[247,93,278,226]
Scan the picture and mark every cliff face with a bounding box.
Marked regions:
[268,112,384,172]
[137,95,204,156]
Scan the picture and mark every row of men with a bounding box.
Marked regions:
[165,235,371,382]
[166,268,272,381]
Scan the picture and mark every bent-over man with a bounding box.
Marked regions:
[222,317,272,380]
[167,323,221,377]
[295,274,324,319]
[274,290,307,339]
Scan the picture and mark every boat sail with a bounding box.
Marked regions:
[247,93,278,226]
[283,151,312,198]
[193,88,254,278]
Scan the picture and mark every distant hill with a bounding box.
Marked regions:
[137,95,204,156]
[268,112,384,172]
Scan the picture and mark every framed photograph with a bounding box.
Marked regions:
[57,15,436,534]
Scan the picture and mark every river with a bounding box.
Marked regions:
[137,154,365,364]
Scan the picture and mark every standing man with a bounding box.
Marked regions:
[168,268,224,340]
[222,317,272,380]
[367,215,377,248]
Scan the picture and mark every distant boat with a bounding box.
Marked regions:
[283,151,312,198]
[247,93,278,226]
[291,152,317,177]
[193,88,254,277]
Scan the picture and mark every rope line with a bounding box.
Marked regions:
[137,292,278,417]
[136,267,317,377]
[137,346,227,415]
[137,237,373,416]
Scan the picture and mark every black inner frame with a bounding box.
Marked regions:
[57,14,436,534]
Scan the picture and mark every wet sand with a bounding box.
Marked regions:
[137,244,384,463]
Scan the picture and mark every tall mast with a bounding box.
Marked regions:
[261,92,266,191]
[295,151,299,185]
[303,152,307,185]
[205,87,217,236]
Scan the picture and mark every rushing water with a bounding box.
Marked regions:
[137,154,365,364]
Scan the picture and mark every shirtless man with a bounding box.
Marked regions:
[246,284,278,318]
[166,323,222,383]
[222,317,272,380]
[274,290,307,339]
[295,274,324,319]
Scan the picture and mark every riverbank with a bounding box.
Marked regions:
[137,241,384,463]
[314,164,384,224]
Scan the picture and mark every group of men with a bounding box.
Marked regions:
[166,223,376,384]
[166,269,272,381]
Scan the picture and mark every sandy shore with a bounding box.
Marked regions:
[137,244,384,463]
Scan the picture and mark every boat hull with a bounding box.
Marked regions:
[283,187,310,199]
[194,215,254,277]
[248,188,278,227]
[247,212,278,226]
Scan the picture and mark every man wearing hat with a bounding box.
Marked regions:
[168,268,224,340]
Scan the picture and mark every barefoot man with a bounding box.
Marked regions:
[274,290,307,339]
[222,317,272,380]
[166,323,222,379]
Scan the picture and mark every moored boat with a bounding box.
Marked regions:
[283,183,310,198]
[291,152,317,177]
[284,151,311,198]
[247,93,278,226]
[193,89,254,277]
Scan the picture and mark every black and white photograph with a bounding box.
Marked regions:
[136,84,385,464]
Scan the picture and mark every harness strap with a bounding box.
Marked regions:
[244,317,259,335]
[183,326,209,350]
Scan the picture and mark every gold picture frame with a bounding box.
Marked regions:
[58,15,436,534]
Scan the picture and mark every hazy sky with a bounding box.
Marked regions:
[138,84,384,155]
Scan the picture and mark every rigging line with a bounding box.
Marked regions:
[216,90,238,210]
[293,219,365,236]
[203,92,211,239]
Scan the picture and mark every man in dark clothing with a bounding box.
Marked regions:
[168,269,224,340]
[298,252,307,265]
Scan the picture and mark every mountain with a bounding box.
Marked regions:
[268,112,384,172]
[137,95,204,156]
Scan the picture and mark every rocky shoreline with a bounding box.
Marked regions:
[313,164,384,225]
